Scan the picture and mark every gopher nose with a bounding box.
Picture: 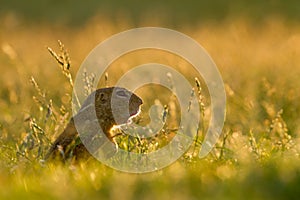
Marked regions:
[137,97,143,105]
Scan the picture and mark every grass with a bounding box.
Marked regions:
[1,16,300,199]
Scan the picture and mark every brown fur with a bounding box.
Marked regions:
[45,87,142,161]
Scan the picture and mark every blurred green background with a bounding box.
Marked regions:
[1,0,300,25]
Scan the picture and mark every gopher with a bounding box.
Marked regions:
[45,87,143,161]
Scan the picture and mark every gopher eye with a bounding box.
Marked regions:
[98,92,106,102]
[116,90,128,98]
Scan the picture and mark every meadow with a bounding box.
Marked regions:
[1,12,300,199]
